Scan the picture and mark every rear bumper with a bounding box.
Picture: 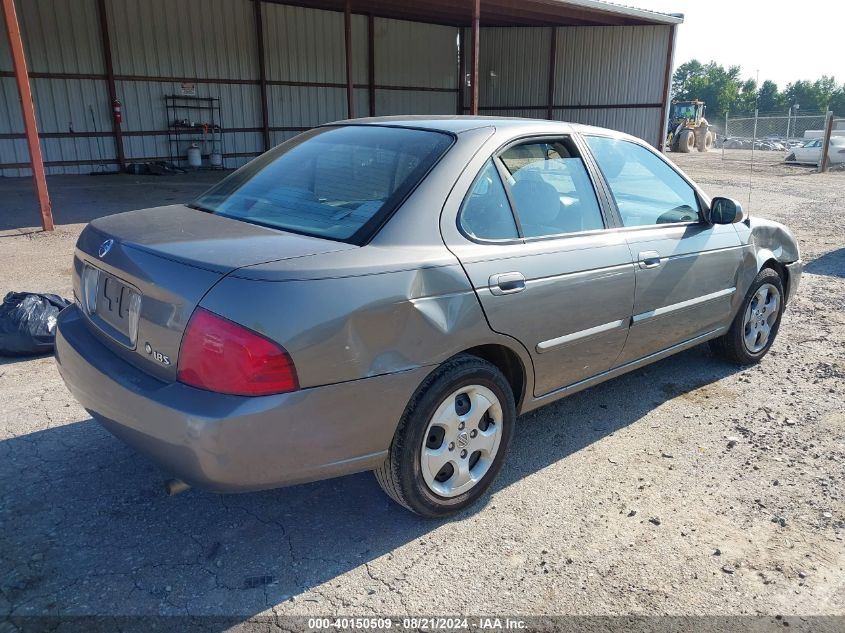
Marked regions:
[785,260,803,305]
[55,305,428,492]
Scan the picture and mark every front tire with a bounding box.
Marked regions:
[374,354,515,518]
[678,129,695,153]
[710,268,784,365]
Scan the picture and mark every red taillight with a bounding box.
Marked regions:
[177,308,299,396]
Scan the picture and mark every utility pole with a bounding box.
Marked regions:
[819,111,834,173]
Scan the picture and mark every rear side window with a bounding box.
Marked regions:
[459,160,519,241]
[585,135,700,226]
[192,125,453,243]
[498,139,604,238]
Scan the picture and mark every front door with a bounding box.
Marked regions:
[443,136,636,396]
[583,134,743,365]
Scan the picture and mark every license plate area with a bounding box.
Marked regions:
[81,264,142,349]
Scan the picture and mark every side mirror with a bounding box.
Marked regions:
[707,197,746,224]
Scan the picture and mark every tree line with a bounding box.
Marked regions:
[671,59,845,121]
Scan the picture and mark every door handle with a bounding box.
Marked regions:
[489,272,526,295]
[638,251,661,269]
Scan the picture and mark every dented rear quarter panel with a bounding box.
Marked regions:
[199,255,529,393]
[198,125,533,398]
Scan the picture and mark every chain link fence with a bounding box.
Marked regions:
[718,113,829,165]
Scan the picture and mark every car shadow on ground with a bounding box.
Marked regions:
[1,345,742,623]
[805,247,845,278]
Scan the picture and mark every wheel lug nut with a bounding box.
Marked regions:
[460,449,468,458]
[448,442,455,451]
[470,429,478,438]
[458,422,465,430]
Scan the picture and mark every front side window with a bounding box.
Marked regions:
[498,139,604,238]
[585,136,701,226]
[192,125,453,243]
[459,160,519,241]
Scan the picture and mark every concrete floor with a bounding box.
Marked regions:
[0,158,843,625]
[0,171,230,234]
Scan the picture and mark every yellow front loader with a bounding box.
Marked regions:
[666,100,713,152]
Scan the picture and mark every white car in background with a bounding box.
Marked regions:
[785,137,845,165]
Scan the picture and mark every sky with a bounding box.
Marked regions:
[630,0,844,88]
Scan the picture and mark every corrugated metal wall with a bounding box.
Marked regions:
[551,25,670,144]
[0,1,462,176]
[373,18,457,116]
[0,1,671,177]
[107,0,261,170]
[264,2,367,143]
[0,0,111,176]
[465,24,671,146]
[476,27,552,108]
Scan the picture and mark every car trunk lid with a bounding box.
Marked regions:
[85,204,356,273]
[73,205,356,381]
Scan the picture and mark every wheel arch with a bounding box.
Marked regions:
[459,343,528,412]
[760,257,789,299]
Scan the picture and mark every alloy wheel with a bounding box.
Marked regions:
[420,384,503,498]
[742,283,781,353]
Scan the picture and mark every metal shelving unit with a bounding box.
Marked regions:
[165,95,224,169]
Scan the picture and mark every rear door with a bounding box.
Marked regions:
[583,134,742,365]
[442,135,636,397]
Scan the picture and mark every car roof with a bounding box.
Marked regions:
[325,115,632,140]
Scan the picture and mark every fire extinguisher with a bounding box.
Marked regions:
[112,99,122,126]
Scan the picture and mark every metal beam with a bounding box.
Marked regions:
[253,0,271,151]
[457,27,465,114]
[257,0,683,27]
[2,0,53,231]
[546,26,557,120]
[470,0,480,115]
[344,0,355,118]
[657,24,676,150]
[96,0,124,171]
[367,13,375,116]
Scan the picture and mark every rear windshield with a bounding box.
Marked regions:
[191,125,453,243]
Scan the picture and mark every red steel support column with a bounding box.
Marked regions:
[96,0,125,170]
[367,13,375,117]
[457,28,465,114]
[344,0,355,118]
[2,0,53,231]
[253,0,270,151]
[546,26,557,120]
[470,0,480,115]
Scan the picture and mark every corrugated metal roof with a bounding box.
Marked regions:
[261,0,683,27]
[559,0,683,25]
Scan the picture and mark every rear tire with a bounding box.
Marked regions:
[710,268,784,365]
[374,354,515,518]
[698,130,713,152]
[678,129,695,153]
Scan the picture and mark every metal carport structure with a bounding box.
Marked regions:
[0,0,682,230]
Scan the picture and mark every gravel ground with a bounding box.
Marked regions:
[0,153,843,622]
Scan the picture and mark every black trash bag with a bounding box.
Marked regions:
[0,292,71,356]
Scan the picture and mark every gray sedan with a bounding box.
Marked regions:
[56,117,802,517]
